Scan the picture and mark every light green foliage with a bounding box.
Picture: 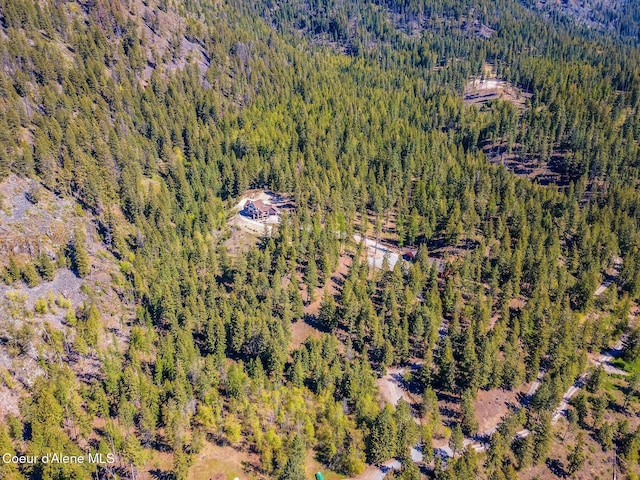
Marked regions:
[72,228,90,278]
[34,297,48,314]
[567,433,586,475]
[225,414,242,444]
[21,262,40,287]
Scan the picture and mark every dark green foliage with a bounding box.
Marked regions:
[367,405,397,463]
[449,423,464,457]
[395,399,419,458]
[436,336,455,393]
[319,291,338,331]
[532,412,553,464]
[35,253,56,281]
[513,435,533,470]
[572,393,589,427]
[586,365,604,394]
[451,449,480,480]
[397,460,421,480]
[460,390,478,436]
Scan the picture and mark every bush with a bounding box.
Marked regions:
[34,297,48,314]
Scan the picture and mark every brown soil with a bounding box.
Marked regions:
[290,319,323,351]
[483,142,573,187]
[377,367,420,408]
[474,384,530,433]
[463,74,532,111]
[187,442,263,480]
[290,252,352,351]
[224,224,261,256]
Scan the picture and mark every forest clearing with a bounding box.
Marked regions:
[463,78,531,110]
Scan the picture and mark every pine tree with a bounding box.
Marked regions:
[395,399,418,458]
[6,255,20,283]
[566,433,585,475]
[436,336,456,393]
[460,390,478,436]
[449,423,464,457]
[459,327,479,392]
[36,253,55,281]
[514,435,533,470]
[485,431,508,473]
[305,256,319,303]
[590,395,607,429]
[367,405,398,463]
[319,290,338,331]
[571,393,588,426]
[279,434,305,480]
[417,346,433,388]
[586,365,603,393]
[533,412,552,464]
[398,459,420,480]
[598,422,614,451]
[72,228,90,277]
[421,386,441,427]
[21,262,41,287]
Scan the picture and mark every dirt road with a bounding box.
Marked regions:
[347,259,627,478]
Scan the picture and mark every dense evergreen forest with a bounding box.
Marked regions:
[1,0,640,479]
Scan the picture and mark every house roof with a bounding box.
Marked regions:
[247,199,277,213]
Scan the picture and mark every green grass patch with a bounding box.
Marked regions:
[612,357,640,374]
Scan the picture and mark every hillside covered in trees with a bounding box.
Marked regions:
[1,0,640,479]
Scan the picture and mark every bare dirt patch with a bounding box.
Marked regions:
[187,442,263,480]
[224,224,261,256]
[484,143,570,186]
[0,175,133,417]
[377,368,419,407]
[474,384,531,433]
[137,448,173,480]
[290,320,323,351]
[464,76,531,110]
[290,253,352,351]
[0,175,75,267]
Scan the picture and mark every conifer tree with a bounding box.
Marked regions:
[36,253,55,281]
[367,405,398,463]
[449,423,464,457]
[436,336,456,393]
[21,262,41,287]
[567,433,586,475]
[279,434,305,480]
[72,228,90,277]
[319,290,338,331]
[460,390,478,436]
